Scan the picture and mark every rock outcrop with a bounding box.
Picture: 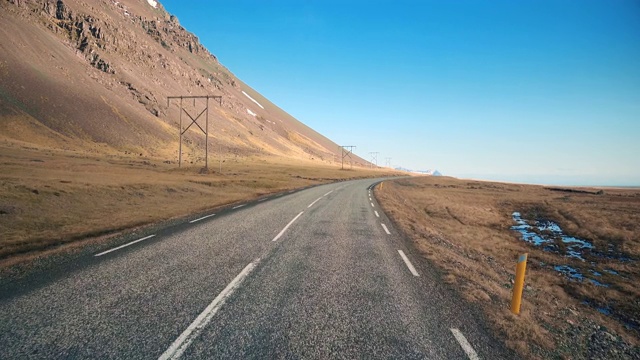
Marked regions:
[0,0,367,165]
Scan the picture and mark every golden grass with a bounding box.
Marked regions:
[376,176,640,358]
[0,143,400,266]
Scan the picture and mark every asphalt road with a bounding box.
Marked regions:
[0,178,513,359]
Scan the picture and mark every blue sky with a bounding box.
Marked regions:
[160,0,640,186]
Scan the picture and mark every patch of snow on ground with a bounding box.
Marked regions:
[247,109,257,117]
[147,0,158,8]
[242,91,264,109]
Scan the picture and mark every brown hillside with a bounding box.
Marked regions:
[0,0,368,165]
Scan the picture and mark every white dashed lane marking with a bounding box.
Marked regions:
[159,259,261,360]
[307,197,322,208]
[95,235,156,257]
[272,212,304,242]
[450,328,480,360]
[381,223,391,235]
[398,250,420,277]
[189,214,215,223]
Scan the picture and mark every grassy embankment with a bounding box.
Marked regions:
[0,144,399,267]
[376,176,639,358]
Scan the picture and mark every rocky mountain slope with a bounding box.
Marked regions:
[0,0,368,166]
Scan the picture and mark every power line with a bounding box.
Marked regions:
[369,152,379,168]
[167,95,222,170]
[340,146,356,170]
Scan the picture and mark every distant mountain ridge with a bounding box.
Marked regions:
[0,0,370,166]
[395,167,442,176]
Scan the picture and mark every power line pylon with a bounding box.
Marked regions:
[369,152,379,168]
[340,146,356,170]
[167,95,222,169]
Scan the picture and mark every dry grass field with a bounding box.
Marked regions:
[0,143,398,268]
[376,176,640,359]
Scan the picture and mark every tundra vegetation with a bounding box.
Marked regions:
[0,144,398,268]
[376,176,639,359]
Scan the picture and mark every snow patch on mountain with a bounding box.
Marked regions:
[242,91,264,109]
[146,0,158,8]
[395,167,442,176]
[247,109,257,117]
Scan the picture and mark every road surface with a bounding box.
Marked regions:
[0,178,513,359]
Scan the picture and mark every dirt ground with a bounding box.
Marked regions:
[376,176,640,359]
[0,143,399,268]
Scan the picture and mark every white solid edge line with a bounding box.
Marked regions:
[189,214,215,223]
[232,204,246,210]
[272,211,304,242]
[450,328,480,360]
[381,223,391,235]
[375,211,380,218]
[398,250,420,277]
[307,197,322,208]
[158,259,260,360]
[95,235,156,257]
[323,190,333,197]
[258,198,268,202]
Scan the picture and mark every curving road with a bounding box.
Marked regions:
[0,178,513,359]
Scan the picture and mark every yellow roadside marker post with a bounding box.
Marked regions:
[511,253,528,315]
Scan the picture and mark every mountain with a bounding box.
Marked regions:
[0,0,369,166]
[395,167,442,176]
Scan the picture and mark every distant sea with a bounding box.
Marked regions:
[593,186,640,189]
[455,176,639,188]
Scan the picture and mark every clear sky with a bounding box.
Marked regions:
[160,0,640,186]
